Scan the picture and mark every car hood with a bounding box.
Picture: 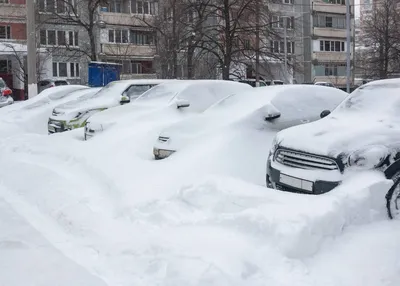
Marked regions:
[155,106,265,151]
[276,112,400,158]
[86,97,179,131]
[88,101,162,128]
[53,94,120,115]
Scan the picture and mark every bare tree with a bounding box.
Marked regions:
[359,0,400,79]
[39,0,108,61]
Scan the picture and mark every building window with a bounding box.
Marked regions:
[131,0,155,15]
[107,0,122,13]
[244,39,250,50]
[0,60,11,73]
[70,63,80,77]
[39,0,76,13]
[282,0,294,4]
[68,31,79,46]
[57,31,66,45]
[108,29,129,43]
[0,0,10,4]
[131,62,143,74]
[0,25,11,39]
[324,0,346,4]
[270,40,295,54]
[319,40,346,52]
[315,15,346,29]
[47,30,56,45]
[53,62,79,78]
[130,30,155,45]
[108,30,155,45]
[271,16,294,29]
[40,30,77,46]
[325,65,337,76]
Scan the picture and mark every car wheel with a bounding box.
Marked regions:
[386,171,400,219]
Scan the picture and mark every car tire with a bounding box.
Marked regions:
[386,170,400,219]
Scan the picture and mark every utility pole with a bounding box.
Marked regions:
[283,17,288,84]
[346,0,351,93]
[27,0,38,98]
[255,0,260,87]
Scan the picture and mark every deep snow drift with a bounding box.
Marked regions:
[0,95,399,286]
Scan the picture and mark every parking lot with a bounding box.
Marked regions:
[1,80,400,286]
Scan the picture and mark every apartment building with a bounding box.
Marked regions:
[97,0,157,79]
[301,0,355,88]
[0,0,28,99]
[266,0,306,84]
[37,0,86,84]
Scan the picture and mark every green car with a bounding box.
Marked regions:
[48,79,170,134]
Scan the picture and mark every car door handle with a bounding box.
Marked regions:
[301,119,310,123]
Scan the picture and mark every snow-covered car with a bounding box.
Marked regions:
[84,80,252,140]
[314,81,335,88]
[267,78,400,208]
[0,77,14,108]
[48,79,170,134]
[153,84,348,160]
[0,85,95,136]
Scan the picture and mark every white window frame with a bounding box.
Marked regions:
[53,62,80,78]
[131,0,155,15]
[319,40,346,52]
[271,40,295,54]
[38,0,77,14]
[0,25,11,39]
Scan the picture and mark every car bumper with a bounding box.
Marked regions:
[267,159,340,194]
[153,147,175,160]
[0,97,13,108]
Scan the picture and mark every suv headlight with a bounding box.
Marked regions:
[347,145,388,169]
[270,136,279,158]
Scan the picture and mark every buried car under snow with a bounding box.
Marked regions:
[84,80,252,140]
[48,79,170,134]
[0,77,14,108]
[266,78,400,218]
[154,84,348,160]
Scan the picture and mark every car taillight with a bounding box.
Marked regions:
[2,88,12,96]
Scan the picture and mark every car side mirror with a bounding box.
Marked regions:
[320,110,331,118]
[176,99,190,109]
[264,104,281,121]
[120,95,130,105]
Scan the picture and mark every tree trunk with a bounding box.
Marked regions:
[187,40,195,78]
[87,25,97,61]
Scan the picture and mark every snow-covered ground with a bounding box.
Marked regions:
[0,98,400,286]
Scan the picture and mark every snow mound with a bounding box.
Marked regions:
[127,172,391,259]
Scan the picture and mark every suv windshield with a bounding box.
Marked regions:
[0,78,6,88]
[335,82,400,113]
[136,84,181,101]
[124,84,156,99]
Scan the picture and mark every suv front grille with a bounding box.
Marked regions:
[275,149,339,171]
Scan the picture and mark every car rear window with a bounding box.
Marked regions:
[55,81,68,86]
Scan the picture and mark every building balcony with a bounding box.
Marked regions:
[312,1,354,15]
[313,27,346,39]
[0,3,26,22]
[313,51,352,62]
[98,12,155,27]
[101,43,156,58]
